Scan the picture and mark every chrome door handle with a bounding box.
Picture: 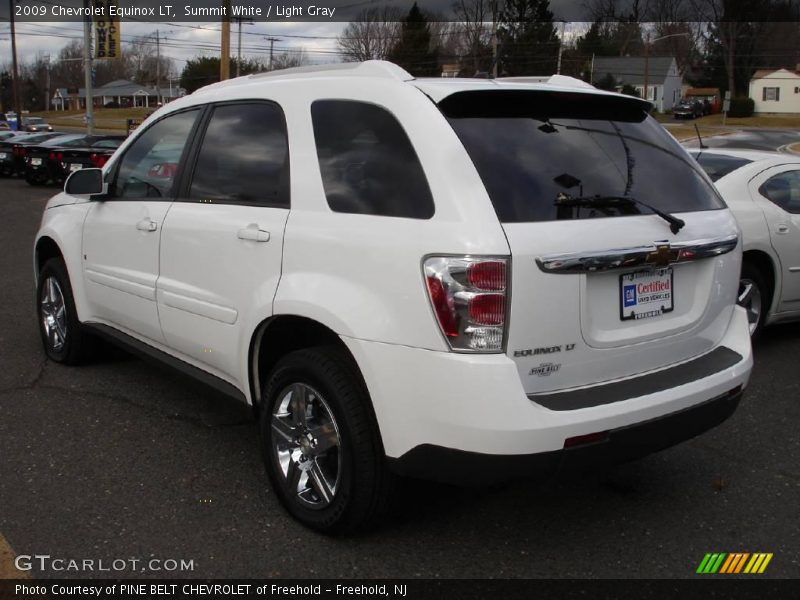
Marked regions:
[237,227,270,242]
[776,224,790,234]
[136,219,157,232]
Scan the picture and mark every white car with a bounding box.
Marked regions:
[691,148,800,337]
[34,61,752,533]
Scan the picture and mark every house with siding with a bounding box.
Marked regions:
[592,56,683,112]
[749,68,800,114]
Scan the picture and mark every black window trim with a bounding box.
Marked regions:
[175,98,291,210]
[102,105,206,203]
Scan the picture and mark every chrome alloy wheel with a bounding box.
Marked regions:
[270,383,342,509]
[738,278,763,336]
[40,276,67,351]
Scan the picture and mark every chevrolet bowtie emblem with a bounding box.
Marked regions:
[646,244,673,268]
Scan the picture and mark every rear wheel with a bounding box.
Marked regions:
[738,262,768,339]
[37,258,91,364]
[259,346,393,534]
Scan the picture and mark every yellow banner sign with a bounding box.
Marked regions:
[94,0,121,60]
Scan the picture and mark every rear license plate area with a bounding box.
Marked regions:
[620,268,673,321]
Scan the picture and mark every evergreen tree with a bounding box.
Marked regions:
[497,0,559,76]
[388,3,440,76]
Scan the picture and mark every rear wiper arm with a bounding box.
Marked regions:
[555,194,686,234]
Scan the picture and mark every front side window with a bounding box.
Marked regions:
[113,109,199,199]
[441,90,724,223]
[311,100,434,219]
[763,87,780,101]
[759,170,800,213]
[188,102,290,207]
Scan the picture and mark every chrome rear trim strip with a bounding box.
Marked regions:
[535,234,738,274]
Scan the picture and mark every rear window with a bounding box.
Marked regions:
[441,90,724,223]
[692,152,753,182]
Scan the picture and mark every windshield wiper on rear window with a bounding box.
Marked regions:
[555,194,686,234]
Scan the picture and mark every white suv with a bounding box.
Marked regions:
[34,61,752,533]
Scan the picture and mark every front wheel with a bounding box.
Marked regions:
[259,346,393,534]
[738,263,768,339]
[37,258,91,364]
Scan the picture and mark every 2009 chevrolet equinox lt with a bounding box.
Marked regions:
[35,61,752,533]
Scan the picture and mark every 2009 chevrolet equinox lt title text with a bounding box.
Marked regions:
[34,61,753,533]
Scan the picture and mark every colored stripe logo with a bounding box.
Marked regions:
[696,553,773,574]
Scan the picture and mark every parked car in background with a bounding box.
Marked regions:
[673,99,704,120]
[25,135,125,185]
[34,61,752,533]
[21,116,54,132]
[0,132,65,177]
[691,148,800,337]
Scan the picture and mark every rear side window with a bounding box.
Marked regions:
[759,170,800,214]
[441,90,724,223]
[188,102,290,207]
[311,100,434,219]
[693,152,753,182]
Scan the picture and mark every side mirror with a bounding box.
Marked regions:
[65,168,105,196]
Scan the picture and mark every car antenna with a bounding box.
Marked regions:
[694,123,707,149]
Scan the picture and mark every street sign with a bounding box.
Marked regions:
[723,99,731,112]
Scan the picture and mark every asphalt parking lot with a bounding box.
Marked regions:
[0,176,798,580]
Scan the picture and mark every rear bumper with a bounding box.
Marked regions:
[341,305,752,480]
[388,386,742,484]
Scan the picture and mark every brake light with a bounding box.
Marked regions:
[467,261,506,291]
[48,151,63,161]
[424,256,509,352]
[425,276,458,337]
[90,153,109,168]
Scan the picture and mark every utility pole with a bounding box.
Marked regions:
[44,54,51,113]
[265,36,281,70]
[10,0,22,128]
[556,21,567,75]
[236,18,242,77]
[490,0,498,78]
[233,18,253,77]
[83,0,94,134]
[220,0,231,81]
[155,29,161,105]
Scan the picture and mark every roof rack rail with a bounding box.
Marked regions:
[248,60,414,82]
[499,75,595,90]
[192,60,414,96]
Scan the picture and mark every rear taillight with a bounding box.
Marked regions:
[90,153,109,168]
[48,151,63,161]
[423,256,509,353]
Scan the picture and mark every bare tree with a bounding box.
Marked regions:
[451,0,494,73]
[125,35,174,87]
[337,7,404,61]
[270,49,311,70]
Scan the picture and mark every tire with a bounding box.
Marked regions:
[36,258,91,365]
[259,346,393,534]
[738,262,769,339]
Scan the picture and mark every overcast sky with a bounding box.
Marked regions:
[1,20,350,73]
[0,0,597,72]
